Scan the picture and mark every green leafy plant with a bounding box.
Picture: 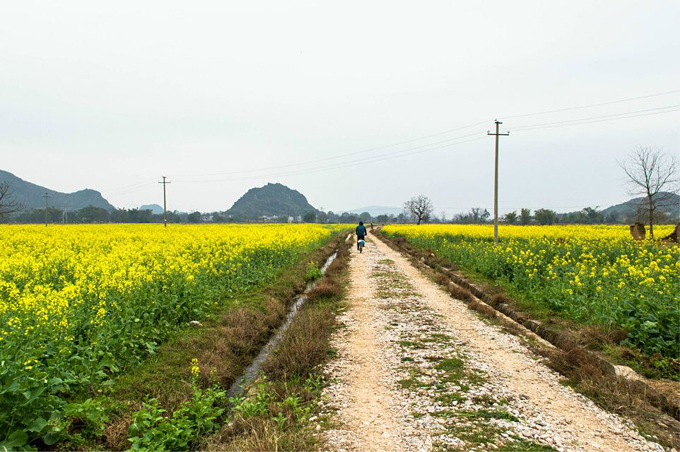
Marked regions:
[305,261,323,281]
[229,380,274,419]
[229,378,312,428]
[127,360,226,451]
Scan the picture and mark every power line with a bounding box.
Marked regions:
[169,120,491,179]
[100,125,489,194]
[172,130,486,182]
[150,104,678,186]
[512,105,680,131]
[167,89,678,180]
[439,206,589,210]
[511,108,680,133]
[502,89,680,120]
[101,179,156,193]
[178,135,487,184]
[171,103,678,185]
[105,185,157,198]
[173,134,488,184]
[101,105,678,194]
[100,89,678,193]
[99,89,679,194]
[174,131,487,184]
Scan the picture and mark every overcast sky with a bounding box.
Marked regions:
[2,1,679,215]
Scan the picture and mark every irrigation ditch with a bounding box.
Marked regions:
[226,249,339,399]
[199,234,353,451]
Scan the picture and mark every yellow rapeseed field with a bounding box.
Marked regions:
[382,224,680,359]
[0,223,345,447]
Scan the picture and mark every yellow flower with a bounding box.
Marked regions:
[0,222,350,412]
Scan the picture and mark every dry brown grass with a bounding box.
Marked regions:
[447,283,474,302]
[195,301,285,387]
[205,414,316,452]
[263,243,350,381]
[325,246,349,278]
[468,299,500,319]
[577,325,628,348]
[306,277,342,302]
[433,272,450,287]
[546,347,680,449]
[490,293,512,306]
[263,309,335,380]
[103,400,144,451]
[203,239,352,451]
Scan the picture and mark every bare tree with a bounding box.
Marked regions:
[404,195,434,225]
[620,146,679,238]
[0,182,22,219]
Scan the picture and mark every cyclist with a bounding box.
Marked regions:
[355,221,367,251]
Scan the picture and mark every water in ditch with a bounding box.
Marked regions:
[226,250,338,399]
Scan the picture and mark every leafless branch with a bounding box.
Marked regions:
[0,182,23,218]
[619,146,679,237]
[404,195,434,225]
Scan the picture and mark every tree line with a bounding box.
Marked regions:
[2,201,673,226]
[0,206,417,225]
[2,147,677,228]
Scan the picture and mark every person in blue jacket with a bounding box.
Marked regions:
[355,221,367,250]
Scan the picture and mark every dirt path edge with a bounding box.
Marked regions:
[376,231,680,423]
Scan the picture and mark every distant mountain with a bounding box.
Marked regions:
[601,192,679,221]
[0,169,115,212]
[342,205,403,216]
[226,183,319,217]
[139,204,164,214]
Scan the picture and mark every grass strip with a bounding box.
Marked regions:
[200,238,352,451]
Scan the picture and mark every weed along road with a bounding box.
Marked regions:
[320,233,666,452]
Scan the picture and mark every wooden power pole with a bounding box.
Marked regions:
[488,120,509,244]
[43,192,51,227]
[158,176,171,228]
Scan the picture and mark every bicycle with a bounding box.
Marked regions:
[357,238,365,253]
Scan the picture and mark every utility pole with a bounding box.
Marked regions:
[488,120,509,244]
[158,176,171,228]
[43,192,51,227]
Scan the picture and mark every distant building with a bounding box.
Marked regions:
[259,215,279,223]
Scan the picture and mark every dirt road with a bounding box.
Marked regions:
[321,235,665,452]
